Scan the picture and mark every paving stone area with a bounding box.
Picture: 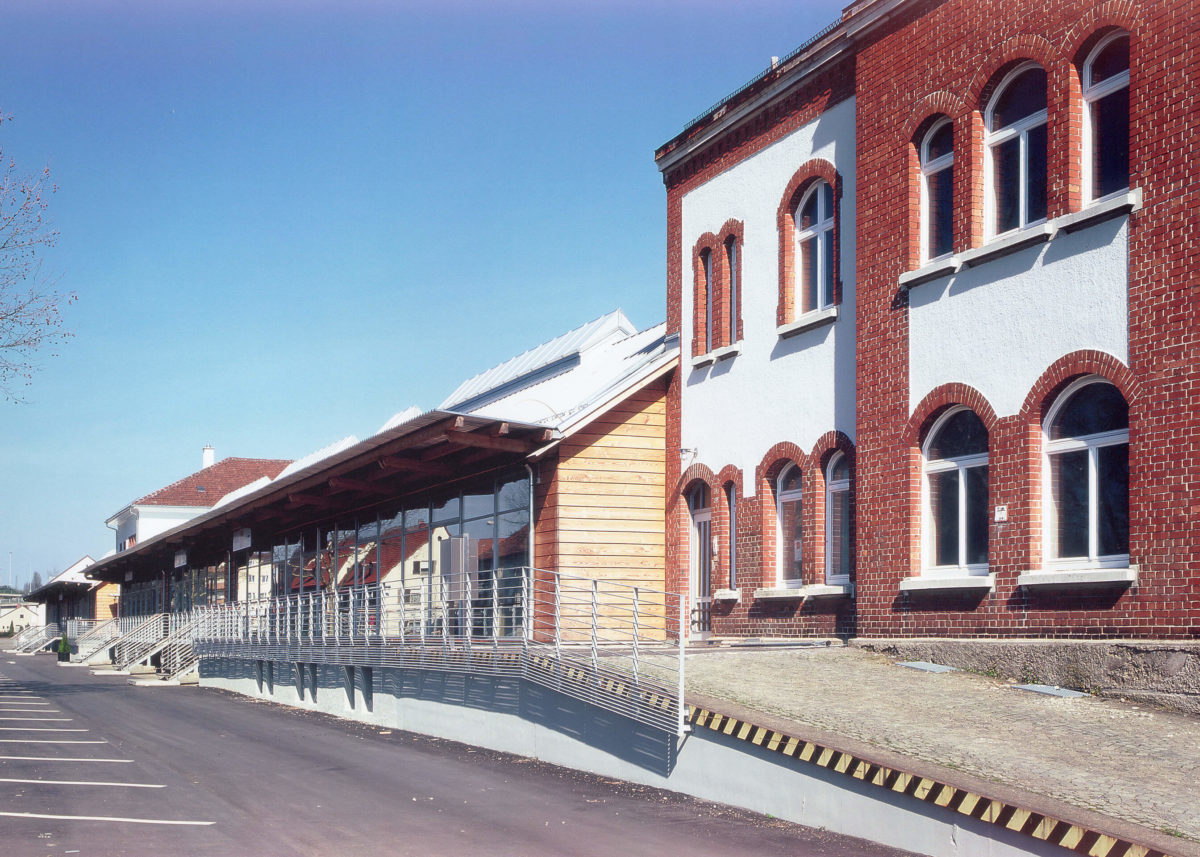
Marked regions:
[674,646,1199,846]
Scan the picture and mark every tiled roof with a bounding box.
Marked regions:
[133,458,291,508]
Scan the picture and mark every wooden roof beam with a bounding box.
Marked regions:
[441,430,532,454]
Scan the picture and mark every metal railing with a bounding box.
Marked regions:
[12,624,60,654]
[194,567,687,734]
[113,614,168,671]
[65,618,102,642]
[72,618,121,662]
[159,614,199,680]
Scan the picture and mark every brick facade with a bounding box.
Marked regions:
[659,0,1199,640]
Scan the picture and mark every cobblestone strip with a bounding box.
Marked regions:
[687,704,1175,857]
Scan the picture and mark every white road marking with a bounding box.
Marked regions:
[0,811,212,826]
[0,739,106,744]
[0,717,72,722]
[0,756,132,763]
[0,777,164,789]
[0,727,88,732]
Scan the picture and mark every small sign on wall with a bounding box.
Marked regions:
[232,528,252,552]
[174,550,188,569]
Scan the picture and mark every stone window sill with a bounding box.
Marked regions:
[753,583,852,601]
[899,573,995,593]
[776,306,838,339]
[900,188,1142,288]
[1017,567,1137,591]
[690,342,742,369]
[712,588,741,602]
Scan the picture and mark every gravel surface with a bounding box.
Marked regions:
[669,646,1200,844]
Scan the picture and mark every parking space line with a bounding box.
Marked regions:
[0,717,73,722]
[0,777,164,789]
[0,727,88,732]
[0,811,213,826]
[0,739,106,744]
[0,756,132,763]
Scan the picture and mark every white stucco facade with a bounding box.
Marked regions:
[110,504,210,552]
[908,216,1129,418]
[679,96,857,494]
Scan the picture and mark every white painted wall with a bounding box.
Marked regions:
[909,217,1129,418]
[113,505,211,551]
[680,97,857,494]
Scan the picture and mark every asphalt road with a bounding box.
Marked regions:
[0,651,916,857]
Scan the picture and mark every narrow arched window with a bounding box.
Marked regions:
[687,482,713,634]
[699,248,714,354]
[1084,32,1130,201]
[795,181,835,313]
[724,482,737,589]
[776,464,803,584]
[724,235,739,344]
[923,408,989,573]
[921,118,954,260]
[1045,379,1129,565]
[986,63,1048,235]
[825,454,851,583]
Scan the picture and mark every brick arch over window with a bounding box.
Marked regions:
[808,431,856,582]
[678,462,718,497]
[1019,350,1138,425]
[1063,3,1143,62]
[776,159,840,326]
[966,39,1061,112]
[904,384,999,450]
[690,232,720,358]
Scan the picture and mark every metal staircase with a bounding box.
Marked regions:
[12,624,60,654]
[112,614,169,671]
[158,614,199,681]
[72,618,121,663]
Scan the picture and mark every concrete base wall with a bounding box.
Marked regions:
[200,656,1061,857]
[854,638,1200,715]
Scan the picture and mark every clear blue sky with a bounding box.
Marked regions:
[0,0,846,587]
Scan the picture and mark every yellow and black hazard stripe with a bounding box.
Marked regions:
[687,706,1173,857]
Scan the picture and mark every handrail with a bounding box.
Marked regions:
[192,567,687,735]
[113,613,169,671]
[72,618,121,662]
[13,624,60,654]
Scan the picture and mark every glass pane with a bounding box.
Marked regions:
[928,409,988,460]
[801,234,818,312]
[828,486,850,579]
[992,136,1021,233]
[821,230,834,307]
[688,482,710,511]
[1050,450,1089,558]
[820,181,833,218]
[927,164,954,258]
[780,496,802,580]
[726,238,738,341]
[1050,382,1129,438]
[930,470,959,567]
[462,486,494,520]
[992,67,1047,127]
[828,454,849,482]
[965,465,989,566]
[1092,87,1129,197]
[926,122,953,161]
[799,191,818,230]
[431,494,459,524]
[1091,35,1129,84]
[1098,443,1129,555]
[497,509,531,568]
[1027,122,1048,222]
[498,475,530,513]
[779,465,802,494]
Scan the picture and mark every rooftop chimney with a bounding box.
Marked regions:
[202,445,215,469]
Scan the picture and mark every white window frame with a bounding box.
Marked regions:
[920,118,954,262]
[984,61,1048,238]
[824,453,851,584]
[794,181,835,313]
[921,407,989,576]
[1082,31,1130,204]
[776,464,804,586]
[1042,377,1130,569]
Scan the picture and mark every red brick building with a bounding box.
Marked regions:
[657,0,1198,640]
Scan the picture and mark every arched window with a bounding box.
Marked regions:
[795,181,835,313]
[1083,32,1130,201]
[687,482,713,634]
[923,408,989,573]
[724,235,739,344]
[986,63,1048,235]
[1044,378,1129,565]
[698,248,714,354]
[776,464,803,584]
[825,454,851,583]
[920,118,954,261]
[724,481,737,589]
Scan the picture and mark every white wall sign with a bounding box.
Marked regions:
[174,550,188,569]
[232,528,252,552]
